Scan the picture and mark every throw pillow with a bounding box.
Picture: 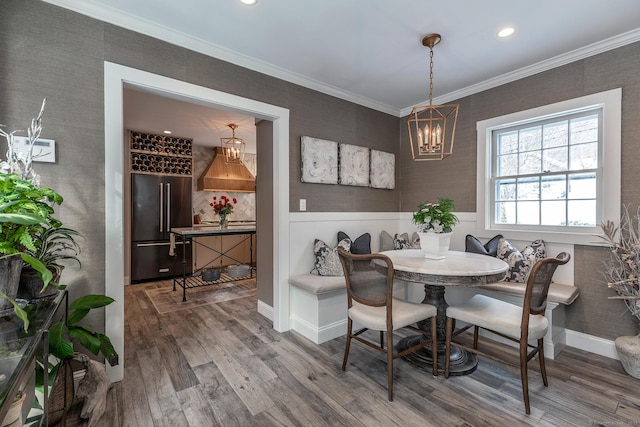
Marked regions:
[465,234,503,257]
[310,238,351,276]
[337,231,371,254]
[497,238,546,283]
[393,232,412,249]
[380,231,422,251]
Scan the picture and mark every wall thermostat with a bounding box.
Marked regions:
[12,136,56,163]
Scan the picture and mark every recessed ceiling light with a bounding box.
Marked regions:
[163,130,172,134]
[240,0,258,5]
[498,27,515,38]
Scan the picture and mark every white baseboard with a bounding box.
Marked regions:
[257,299,273,322]
[289,314,347,344]
[565,329,619,360]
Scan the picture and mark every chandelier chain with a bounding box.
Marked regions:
[429,47,434,105]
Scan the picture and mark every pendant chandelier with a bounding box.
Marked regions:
[407,34,459,161]
[220,123,245,164]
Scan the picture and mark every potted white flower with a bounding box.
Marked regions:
[412,197,459,259]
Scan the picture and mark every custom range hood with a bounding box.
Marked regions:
[197,147,256,192]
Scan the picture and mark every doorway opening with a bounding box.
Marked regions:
[104,62,290,381]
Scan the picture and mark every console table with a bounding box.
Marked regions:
[170,226,256,301]
[0,290,68,426]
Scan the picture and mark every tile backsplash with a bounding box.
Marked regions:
[192,145,257,223]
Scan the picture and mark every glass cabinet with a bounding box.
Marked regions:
[0,291,67,426]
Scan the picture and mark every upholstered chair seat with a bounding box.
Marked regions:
[446,295,549,341]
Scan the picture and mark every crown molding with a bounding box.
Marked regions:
[401,28,640,117]
[42,0,399,116]
[43,1,640,119]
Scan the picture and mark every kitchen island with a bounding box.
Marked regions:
[170,225,256,301]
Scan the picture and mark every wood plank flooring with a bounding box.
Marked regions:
[83,280,640,426]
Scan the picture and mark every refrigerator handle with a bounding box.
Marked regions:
[159,182,164,232]
[166,182,171,231]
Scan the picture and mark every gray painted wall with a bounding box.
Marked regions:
[400,43,640,338]
[2,1,639,341]
[0,1,400,330]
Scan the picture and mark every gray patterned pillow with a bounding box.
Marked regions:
[497,238,546,283]
[380,231,421,251]
[310,238,351,276]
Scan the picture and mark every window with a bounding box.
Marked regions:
[476,89,621,245]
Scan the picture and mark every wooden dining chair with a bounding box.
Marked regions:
[337,249,438,401]
[444,252,571,414]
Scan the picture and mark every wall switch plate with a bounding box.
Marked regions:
[299,199,306,211]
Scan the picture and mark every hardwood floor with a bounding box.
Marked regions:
[87,280,640,426]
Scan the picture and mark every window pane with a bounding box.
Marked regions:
[519,151,541,174]
[569,142,597,170]
[568,173,596,199]
[497,154,517,176]
[543,121,568,148]
[541,175,566,199]
[496,179,516,201]
[517,177,539,200]
[489,105,603,233]
[517,201,539,224]
[541,200,566,225]
[498,131,518,155]
[495,201,515,224]
[542,146,568,172]
[568,200,596,226]
[519,126,542,151]
[570,115,598,144]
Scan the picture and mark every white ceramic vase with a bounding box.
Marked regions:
[418,232,452,259]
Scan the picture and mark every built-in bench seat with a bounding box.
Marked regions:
[289,271,580,359]
[289,274,349,344]
[478,281,580,305]
[475,281,580,359]
[288,274,346,295]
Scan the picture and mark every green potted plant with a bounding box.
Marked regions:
[37,294,119,426]
[0,99,56,327]
[412,197,459,259]
[0,173,61,326]
[18,225,83,301]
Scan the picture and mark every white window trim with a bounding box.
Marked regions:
[476,88,621,246]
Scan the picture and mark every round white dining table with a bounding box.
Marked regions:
[378,249,508,375]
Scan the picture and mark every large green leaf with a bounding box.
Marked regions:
[48,322,74,360]
[0,212,47,225]
[69,294,115,311]
[19,252,52,289]
[0,292,30,331]
[96,333,119,366]
[67,308,89,325]
[68,326,101,355]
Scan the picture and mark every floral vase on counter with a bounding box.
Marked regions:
[210,195,237,230]
[218,214,229,230]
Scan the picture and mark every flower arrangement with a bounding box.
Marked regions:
[599,206,640,325]
[412,197,459,233]
[210,195,237,217]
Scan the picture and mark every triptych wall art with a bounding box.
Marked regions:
[300,136,395,189]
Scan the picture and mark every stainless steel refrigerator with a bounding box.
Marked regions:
[131,174,193,282]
